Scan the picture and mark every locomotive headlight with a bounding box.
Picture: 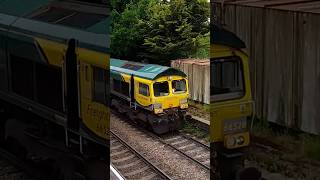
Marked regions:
[153,103,162,109]
[180,98,188,109]
[180,98,188,104]
[153,103,163,114]
[224,134,248,149]
[223,118,247,134]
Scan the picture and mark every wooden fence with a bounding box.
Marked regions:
[214,0,320,135]
[171,59,210,104]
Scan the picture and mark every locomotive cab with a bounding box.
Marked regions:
[211,25,253,179]
[110,58,189,134]
[151,76,189,114]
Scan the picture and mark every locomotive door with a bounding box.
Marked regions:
[130,75,135,105]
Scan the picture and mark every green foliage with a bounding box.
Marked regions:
[303,135,320,161]
[110,0,209,64]
[182,122,210,142]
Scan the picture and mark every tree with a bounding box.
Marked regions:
[110,0,209,64]
[110,0,150,60]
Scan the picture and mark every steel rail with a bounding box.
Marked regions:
[111,131,172,180]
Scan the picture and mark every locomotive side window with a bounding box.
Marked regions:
[35,63,63,112]
[139,83,150,96]
[212,56,244,101]
[93,66,107,104]
[153,82,169,97]
[112,79,129,97]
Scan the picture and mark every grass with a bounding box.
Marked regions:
[182,122,210,142]
[251,118,320,161]
[188,99,210,113]
[301,135,320,161]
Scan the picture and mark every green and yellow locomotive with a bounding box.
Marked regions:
[110,58,189,134]
[0,0,109,179]
[211,25,254,179]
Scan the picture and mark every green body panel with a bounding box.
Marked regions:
[0,0,110,53]
[0,0,50,16]
[110,58,186,80]
[86,17,111,35]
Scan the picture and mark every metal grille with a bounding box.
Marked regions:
[31,7,107,29]
[32,7,74,23]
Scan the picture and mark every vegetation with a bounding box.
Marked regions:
[249,119,320,179]
[110,0,209,65]
[182,122,209,142]
[189,99,210,113]
[251,118,320,161]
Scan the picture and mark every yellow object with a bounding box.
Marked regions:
[35,38,109,140]
[114,73,189,114]
[211,44,253,149]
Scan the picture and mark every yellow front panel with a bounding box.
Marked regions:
[211,44,253,148]
[152,76,189,110]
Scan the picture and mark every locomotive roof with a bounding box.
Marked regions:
[110,58,187,80]
[211,24,246,49]
[0,0,110,52]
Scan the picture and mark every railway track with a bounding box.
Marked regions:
[110,131,172,180]
[160,133,210,170]
[0,148,34,180]
[111,111,211,172]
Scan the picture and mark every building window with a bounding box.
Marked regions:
[93,66,107,104]
[139,83,149,97]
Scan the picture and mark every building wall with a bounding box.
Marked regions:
[171,59,210,104]
[214,2,320,135]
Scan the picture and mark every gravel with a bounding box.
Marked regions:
[188,106,210,121]
[111,114,210,180]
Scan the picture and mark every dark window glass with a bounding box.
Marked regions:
[32,7,74,23]
[120,81,129,96]
[93,67,107,104]
[35,63,63,112]
[211,56,244,101]
[112,79,129,97]
[172,79,186,94]
[31,7,107,29]
[113,79,121,92]
[139,83,149,96]
[58,12,106,29]
[153,82,169,97]
[11,55,34,100]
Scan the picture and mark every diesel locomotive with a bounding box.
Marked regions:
[110,58,189,134]
[211,25,254,180]
[0,0,109,179]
